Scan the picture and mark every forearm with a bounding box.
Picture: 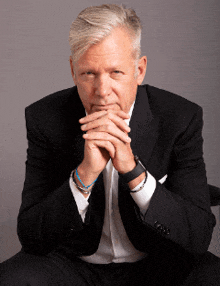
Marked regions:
[18,179,83,254]
[144,181,215,254]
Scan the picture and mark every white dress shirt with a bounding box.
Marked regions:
[69,103,156,264]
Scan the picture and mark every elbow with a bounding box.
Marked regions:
[188,212,216,255]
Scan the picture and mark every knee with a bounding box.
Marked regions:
[1,262,48,286]
[0,252,54,286]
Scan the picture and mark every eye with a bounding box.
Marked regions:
[111,70,123,79]
[81,71,95,79]
[83,71,94,76]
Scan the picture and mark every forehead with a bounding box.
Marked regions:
[75,27,135,70]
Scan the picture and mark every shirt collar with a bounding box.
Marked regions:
[124,101,135,127]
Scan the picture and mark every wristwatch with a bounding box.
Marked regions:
[120,155,146,183]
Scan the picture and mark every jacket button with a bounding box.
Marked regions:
[154,221,160,227]
[162,228,167,234]
[154,221,162,229]
[166,228,170,235]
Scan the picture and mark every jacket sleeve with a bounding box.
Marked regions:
[17,108,86,255]
[121,106,216,258]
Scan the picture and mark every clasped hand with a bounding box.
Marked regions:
[79,110,136,176]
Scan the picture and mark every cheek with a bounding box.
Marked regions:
[77,86,90,105]
[77,82,92,98]
[118,83,137,105]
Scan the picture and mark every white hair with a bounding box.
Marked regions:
[68,4,142,64]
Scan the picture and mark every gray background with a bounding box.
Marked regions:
[0,0,219,262]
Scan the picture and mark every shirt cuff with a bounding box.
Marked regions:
[130,171,156,216]
[69,176,90,222]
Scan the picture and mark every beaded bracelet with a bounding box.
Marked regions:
[129,170,148,193]
[75,168,98,189]
[71,169,97,194]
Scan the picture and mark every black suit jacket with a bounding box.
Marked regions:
[17,85,216,269]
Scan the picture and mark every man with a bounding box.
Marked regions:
[1,4,219,286]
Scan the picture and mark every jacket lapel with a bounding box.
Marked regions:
[129,85,159,168]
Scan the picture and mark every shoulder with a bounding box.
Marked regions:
[138,84,204,138]
[25,86,78,118]
[145,84,201,115]
[24,86,85,143]
[25,86,85,126]
[144,84,203,127]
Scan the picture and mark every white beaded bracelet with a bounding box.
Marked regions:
[129,170,148,193]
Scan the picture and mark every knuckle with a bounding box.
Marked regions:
[107,141,113,148]
[104,141,109,148]
[105,124,112,132]
[103,132,109,139]
[103,117,110,126]
[107,110,114,119]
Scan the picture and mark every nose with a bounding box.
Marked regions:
[94,74,111,97]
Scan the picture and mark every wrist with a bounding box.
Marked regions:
[119,155,146,183]
[119,158,136,174]
[128,171,146,191]
[72,171,90,198]
[77,162,100,183]
[72,167,98,198]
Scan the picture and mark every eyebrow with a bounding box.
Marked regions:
[78,65,124,73]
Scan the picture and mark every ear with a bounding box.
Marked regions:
[136,56,147,85]
[69,56,77,84]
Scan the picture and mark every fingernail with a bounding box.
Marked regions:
[79,117,85,123]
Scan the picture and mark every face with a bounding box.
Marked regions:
[70,27,147,114]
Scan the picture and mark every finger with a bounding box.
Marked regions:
[81,113,131,133]
[85,129,131,143]
[79,111,108,124]
[79,110,130,124]
[83,131,131,144]
[92,140,116,158]
[110,110,130,119]
[86,125,130,143]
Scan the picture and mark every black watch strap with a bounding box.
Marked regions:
[120,156,146,183]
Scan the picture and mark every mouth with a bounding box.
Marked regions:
[92,104,119,111]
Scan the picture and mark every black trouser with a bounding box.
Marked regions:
[0,250,220,286]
